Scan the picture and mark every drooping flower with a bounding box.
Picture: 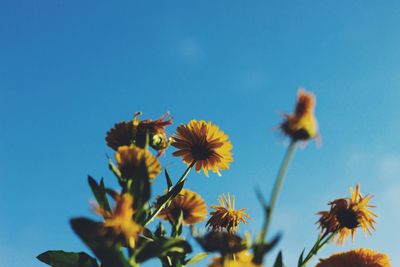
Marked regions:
[316,248,391,267]
[96,193,142,248]
[280,89,318,141]
[206,193,249,234]
[115,144,161,179]
[317,184,377,245]
[172,120,233,176]
[209,251,258,267]
[158,189,207,225]
[106,112,172,155]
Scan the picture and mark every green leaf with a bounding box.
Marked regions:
[37,251,98,267]
[252,233,282,265]
[297,248,305,267]
[88,176,111,213]
[70,218,130,267]
[184,252,208,265]
[273,251,285,267]
[136,238,192,263]
[165,169,173,190]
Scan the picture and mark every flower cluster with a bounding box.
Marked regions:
[37,89,391,267]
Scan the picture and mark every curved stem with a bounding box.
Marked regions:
[144,161,196,226]
[259,140,297,243]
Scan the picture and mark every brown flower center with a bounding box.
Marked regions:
[336,209,359,229]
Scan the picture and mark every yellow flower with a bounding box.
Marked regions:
[316,248,391,267]
[206,194,249,234]
[172,120,233,176]
[96,193,142,248]
[209,251,259,267]
[317,185,377,245]
[280,89,318,141]
[106,112,172,155]
[115,145,161,179]
[158,189,207,224]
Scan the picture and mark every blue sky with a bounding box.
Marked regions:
[1,1,400,266]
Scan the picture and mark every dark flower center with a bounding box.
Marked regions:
[191,143,212,160]
[336,209,359,229]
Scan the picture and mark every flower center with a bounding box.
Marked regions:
[191,143,212,160]
[336,209,359,229]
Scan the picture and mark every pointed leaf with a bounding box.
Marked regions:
[37,251,98,267]
[298,248,305,267]
[88,176,111,212]
[273,251,285,267]
[165,169,173,190]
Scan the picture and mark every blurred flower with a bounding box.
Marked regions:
[106,112,172,155]
[116,145,161,179]
[316,248,391,267]
[158,189,207,225]
[209,251,258,267]
[207,194,249,234]
[106,120,135,150]
[196,231,247,255]
[96,193,142,248]
[317,185,377,244]
[172,120,233,176]
[280,89,318,141]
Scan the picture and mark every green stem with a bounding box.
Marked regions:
[300,230,337,267]
[259,140,297,243]
[144,161,196,226]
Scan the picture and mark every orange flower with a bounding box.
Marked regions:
[115,145,161,179]
[316,248,391,267]
[207,194,249,234]
[158,189,207,224]
[96,194,142,248]
[106,112,172,155]
[172,120,233,176]
[280,89,318,141]
[317,185,377,245]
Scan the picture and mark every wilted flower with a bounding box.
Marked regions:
[316,248,391,267]
[209,251,258,267]
[158,189,207,225]
[106,112,172,155]
[115,144,161,179]
[172,120,233,176]
[280,89,318,141]
[206,194,249,234]
[317,184,377,244]
[96,193,142,248]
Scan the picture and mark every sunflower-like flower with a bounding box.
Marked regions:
[96,193,143,248]
[317,184,377,245]
[209,251,259,267]
[280,89,318,141]
[106,112,172,155]
[115,144,161,179]
[316,248,391,267]
[172,120,233,176]
[158,189,207,224]
[206,194,249,234]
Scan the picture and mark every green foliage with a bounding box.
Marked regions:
[135,237,192,263]
[88,176,111,213]
[37,251,98,267]
[70,218,131,267]
[273,251,285,267]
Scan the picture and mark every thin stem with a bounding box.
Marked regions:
[144,161,196,226]
[259,140,297,243]
[300,230,337,267]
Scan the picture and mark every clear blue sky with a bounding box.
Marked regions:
[1,1,400,266]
